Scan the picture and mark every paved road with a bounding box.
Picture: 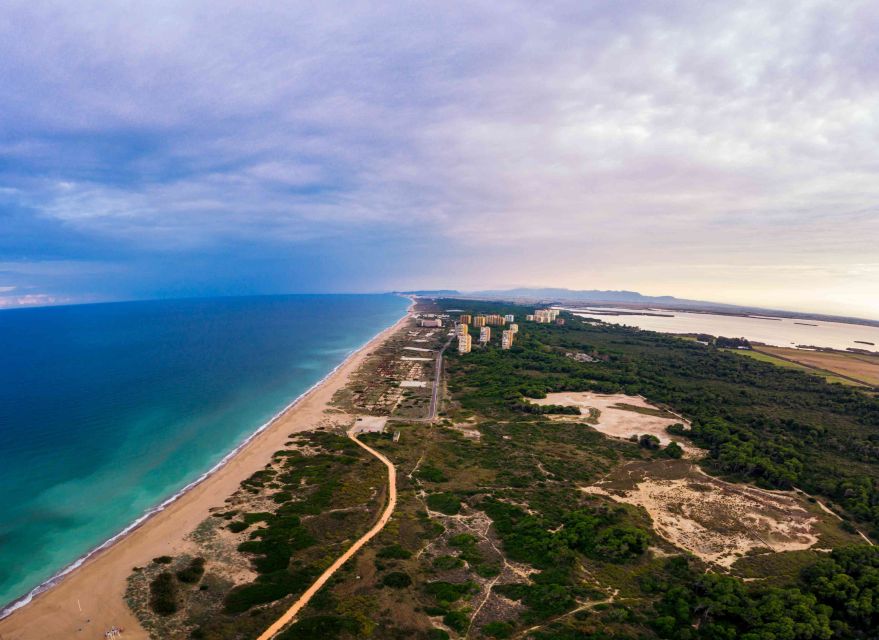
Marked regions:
[256,430,397,640]
[427,335,453,421]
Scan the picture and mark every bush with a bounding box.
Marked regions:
[417,465,449,482]
[427,492,462,515]
[433,555,464,570]
[376,544,412,559]
[228,521,249,533]
[152,555,173,565]
[149,571,178,615]
[176,557,206,584]
[443,610,470,633]
[482,621,514,638]
[382,571,412,588]
[663,441,684,459]
[424,581,475,604]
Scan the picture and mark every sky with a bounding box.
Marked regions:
[1,1,878,318]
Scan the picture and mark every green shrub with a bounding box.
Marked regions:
[376,544,412,559]
[432,555,464,570]
[427,492,462,515]
[382,571,412,588]
[424,581,475,604]
[417,465,449,482]
[152,555,173,565]
[176,557,206,584]
[149,571,178,615]
[443,610,470,633]
[482,621,514,638]
[227,521,249,533]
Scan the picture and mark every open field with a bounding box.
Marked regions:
[756,345,879,387]
[722,348,869,387]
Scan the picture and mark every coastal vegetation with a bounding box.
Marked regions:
[127,301,879,638]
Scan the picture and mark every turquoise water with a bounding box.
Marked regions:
[0,294,408,612]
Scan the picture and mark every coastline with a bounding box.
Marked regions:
[0,306,411,639]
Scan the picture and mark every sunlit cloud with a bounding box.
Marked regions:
[0,1,877,315]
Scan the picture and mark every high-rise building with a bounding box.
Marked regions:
[534,309,559,323]
[501,329,515,350]
[459,314,472,324]
[504,314,515,322]
[485,314,506,326]
[456,323,469,337]
[473,315,487,327]
[525,314,535,321]
[509,323,519,333]
[479,326,491,343]
[458,333,472,354]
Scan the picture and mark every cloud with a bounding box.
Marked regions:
[0,1,877,314]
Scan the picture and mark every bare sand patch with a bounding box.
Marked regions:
[583,461,819,568]
[352,415,388,434]
[400,380,428,388]
[529,392,700,455]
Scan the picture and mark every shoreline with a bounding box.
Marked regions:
[0,306,411,639]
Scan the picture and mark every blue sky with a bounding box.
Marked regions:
[1,1,878,317]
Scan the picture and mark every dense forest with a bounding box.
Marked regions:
[441,299,879,536]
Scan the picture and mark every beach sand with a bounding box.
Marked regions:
[0,312,410,640]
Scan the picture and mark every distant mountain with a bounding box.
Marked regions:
[393,289,461,296]
[462,287,729,307]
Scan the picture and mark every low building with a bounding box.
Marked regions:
[501,329,515,349]
[479,326,491,343]
[509,323,518,333]
[456,323,469,337]
[458,333,472,354]
[419,318,442,327]
[556,318,565,325]
[504,314,515,322]
[473,315,487,327]
[459,314,472,324]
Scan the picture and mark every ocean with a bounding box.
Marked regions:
[0,294,409,613]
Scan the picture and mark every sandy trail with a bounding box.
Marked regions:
[256,430,397,639]
[0,313,409,640]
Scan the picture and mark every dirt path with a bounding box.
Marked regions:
[256,429,397,640]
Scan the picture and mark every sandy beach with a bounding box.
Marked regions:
[0,311,410,640]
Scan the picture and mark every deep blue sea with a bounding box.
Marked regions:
[0,294,408,612]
